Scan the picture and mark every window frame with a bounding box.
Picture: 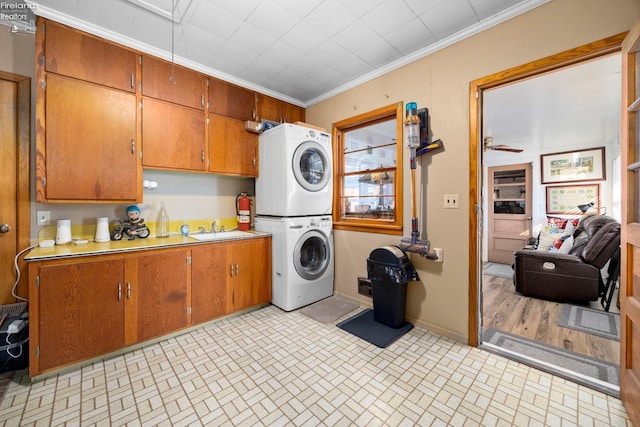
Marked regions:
[332,102,404,235]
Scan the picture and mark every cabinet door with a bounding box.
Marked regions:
[36,258,124,373]
[142,55,205,110]
[282,101,305,123]
[191,244,228,324]
[142,97,206,171]
[228,238,271,312]
[209,78,256,121]
[126,248,189,344]
[43,74,139,202]
[44,20,136,92]
[209,114,257,176]
[256,93,283,123]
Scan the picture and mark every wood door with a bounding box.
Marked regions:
[35,258,125,373]
[126,248,189,344]
[44,19,136,92]
[209,77,256,121]
[487,163,532,264]
[620,20,640,426]
[191,244,228,324]
[228,238,271,312]
[141,55,205,110]
[208,114,257,176]
[43,74,139,202]
[142,97,206,171]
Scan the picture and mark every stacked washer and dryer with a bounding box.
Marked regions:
[255,124,334,311]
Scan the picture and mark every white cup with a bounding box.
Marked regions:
[95,217,110,242]
[56,219,72,245]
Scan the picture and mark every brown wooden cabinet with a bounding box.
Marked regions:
[141,55,206,110]
[208,114,258,176]
[44,20,137,93]
[191,244,228,324]
[34,256,125,373]
[142,97,206,171]
[124,248,189,343]
[41,74,139,202]
[226,238,271,312]
[256,93,305,123]
[209,77,256,121]
[28,238,271,377]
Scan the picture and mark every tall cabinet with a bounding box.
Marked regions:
[487,163,532,264]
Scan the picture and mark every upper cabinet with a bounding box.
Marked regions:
[36,18,141,203]
[141,55,206,110]
[256,93,305,123]
[209,78,256,121]
[44,20,137,93]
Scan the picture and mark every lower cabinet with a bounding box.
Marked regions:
[28,237,271,377]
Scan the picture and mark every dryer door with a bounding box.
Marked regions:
[293,229,331,280]
[292,141,331,192]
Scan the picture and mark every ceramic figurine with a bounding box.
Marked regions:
[111,205,150,240]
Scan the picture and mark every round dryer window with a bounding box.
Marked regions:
[293,230,331,280]
[292,141,331,191]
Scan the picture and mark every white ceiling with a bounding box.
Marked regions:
[483,53,622,155]
[22,0,549,106]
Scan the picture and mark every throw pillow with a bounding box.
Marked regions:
[558,235,574,254]
[536,231,557,252]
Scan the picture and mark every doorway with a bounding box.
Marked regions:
[468,34,625,394]
[0,71,31,305]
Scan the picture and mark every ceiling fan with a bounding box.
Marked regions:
[483,136,523,153]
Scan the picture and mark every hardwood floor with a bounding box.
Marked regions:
[482,273,620,365]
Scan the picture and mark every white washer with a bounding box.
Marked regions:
[256,123,333,216]
[255,215,334,311]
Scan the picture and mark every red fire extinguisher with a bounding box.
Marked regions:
[236,192,251,231]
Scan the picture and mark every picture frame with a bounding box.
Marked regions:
[546,184,600,214]
[540,147,605,184]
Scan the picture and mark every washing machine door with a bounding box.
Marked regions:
[293,230,331,280]
[292,141,331,192]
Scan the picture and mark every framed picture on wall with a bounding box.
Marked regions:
[540,147,605,184]
[546,184,600,214]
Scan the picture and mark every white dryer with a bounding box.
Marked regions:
[255,215,334,311]
[256,123,333,216]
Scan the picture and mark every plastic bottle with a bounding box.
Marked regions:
[156,201,170,237]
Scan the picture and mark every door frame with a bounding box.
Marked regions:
[0,70,31,299]
[467,33,627,347]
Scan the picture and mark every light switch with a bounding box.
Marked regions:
[444,194,459,209]
[37,210,50,225]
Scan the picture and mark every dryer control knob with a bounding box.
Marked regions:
[310,219,318,227]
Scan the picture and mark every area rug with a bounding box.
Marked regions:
[484,262,513,279]
[558,304,620,341]
[337,309,413,348]
[299,295,359,324]
[484,328,619,385]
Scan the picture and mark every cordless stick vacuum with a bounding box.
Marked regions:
[399,102,438,259]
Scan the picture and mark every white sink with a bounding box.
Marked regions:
[188,231,254,241]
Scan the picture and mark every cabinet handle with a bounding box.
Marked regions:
[127,282,131,299]
[118,283,122,301]
[230,264,234,277]
[253,157,256,168]
[252,109,256,120]
[201,94,205,108]
[131,73,134,89]
[131,139,135,154]
[235,263,239,276]
[201,150,205,163]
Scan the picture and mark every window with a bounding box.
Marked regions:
[332,103,403,234]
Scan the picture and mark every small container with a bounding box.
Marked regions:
[55,219,72,245]
[95,217,111,242]
[180,223,190,236]
[156,201,170,237]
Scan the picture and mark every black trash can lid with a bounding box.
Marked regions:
[368,245,409,265]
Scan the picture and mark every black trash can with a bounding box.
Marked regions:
[367,246,419,328]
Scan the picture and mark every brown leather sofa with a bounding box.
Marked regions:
[513,214,620,302]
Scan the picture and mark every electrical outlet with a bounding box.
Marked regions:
[37,210,50,226]
[444,194,459,209]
